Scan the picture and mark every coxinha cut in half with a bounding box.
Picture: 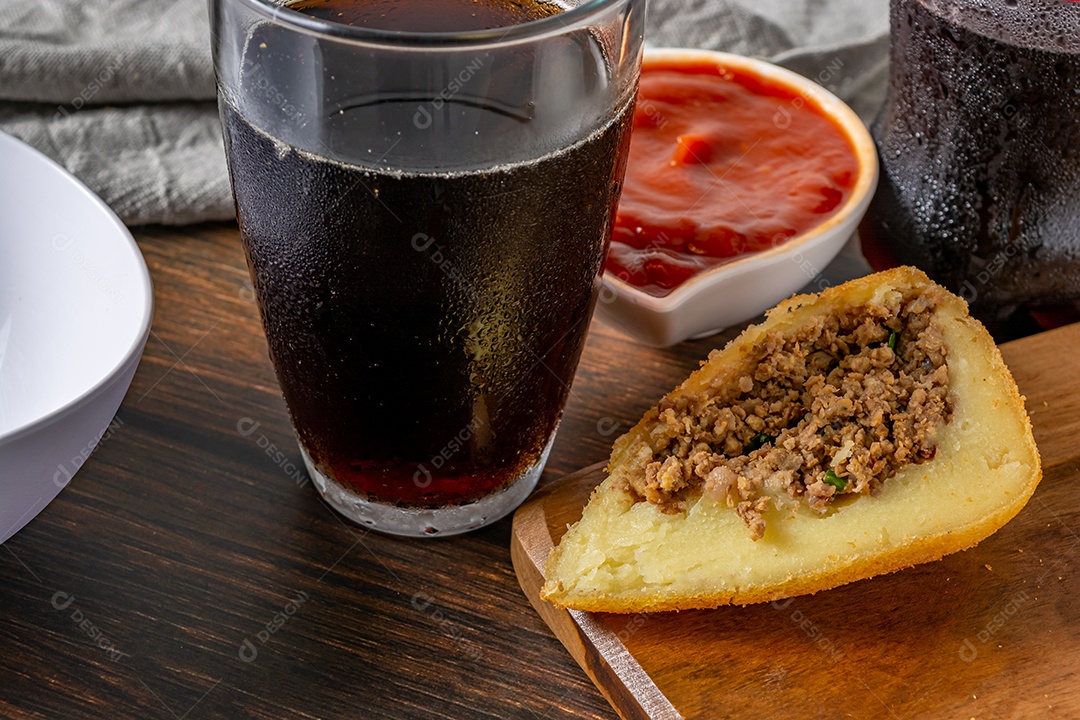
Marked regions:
[542,267,1041,612]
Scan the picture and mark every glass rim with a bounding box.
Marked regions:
[233,0,626,47]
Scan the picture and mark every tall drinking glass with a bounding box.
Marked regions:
[209,0,644,536]
[862,0,1080,322]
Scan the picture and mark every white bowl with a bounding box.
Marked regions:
[595,48,878,347]
[0,132,153,544]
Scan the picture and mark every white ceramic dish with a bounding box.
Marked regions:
[0,132,153,544]
[595,48,879,347]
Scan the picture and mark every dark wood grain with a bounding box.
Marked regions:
[0,222,742,719]
[512,322,1080,720]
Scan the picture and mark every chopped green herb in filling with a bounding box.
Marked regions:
[624,286,954,540]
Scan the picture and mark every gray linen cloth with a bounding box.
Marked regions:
[0,0,889,226]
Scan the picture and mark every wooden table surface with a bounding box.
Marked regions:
[0,223,747,719]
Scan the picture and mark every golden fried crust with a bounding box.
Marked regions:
[541,267,1041,612]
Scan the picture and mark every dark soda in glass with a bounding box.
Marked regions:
[215,0,639,533]
[862,0,1080,321]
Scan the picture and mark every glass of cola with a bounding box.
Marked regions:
[862,0,1080,322]
[210,0,644,536]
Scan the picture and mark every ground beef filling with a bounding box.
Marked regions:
[624,287,954,540]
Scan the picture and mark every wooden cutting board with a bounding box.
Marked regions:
[511,321,1080,720]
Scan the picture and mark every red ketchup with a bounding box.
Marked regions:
[607,58,859,297]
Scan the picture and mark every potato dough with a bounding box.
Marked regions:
[542,267,1041,612]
